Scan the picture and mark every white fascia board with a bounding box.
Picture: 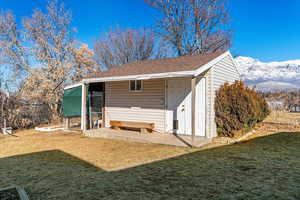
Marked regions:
[194,51,231,76]
[64,83,83,90]
[82,70,195,83]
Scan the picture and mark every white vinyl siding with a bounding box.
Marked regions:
[103,53,239,137]
[196,70,211,138]
[212,55,240,90]
[207,55,240,138]
[105,79,166,133]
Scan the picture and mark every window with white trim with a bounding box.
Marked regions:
[129,80,142,91]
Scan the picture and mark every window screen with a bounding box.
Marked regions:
[130,80,136,91]
[130,80,142,91]
[136,80,142,90]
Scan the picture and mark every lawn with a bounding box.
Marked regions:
[1,119,300,199]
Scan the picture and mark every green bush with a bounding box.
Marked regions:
[215,81,270,137]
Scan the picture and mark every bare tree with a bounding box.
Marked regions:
[19,0,76,118]
[0,1,97,120]
[93,28,166,70]
[145,0,231,56]
[0,11,30,91]
[71,44,98,82]
[22,1,98,118]
[0,11,29,71]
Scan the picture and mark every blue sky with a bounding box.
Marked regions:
[1,0,300,62]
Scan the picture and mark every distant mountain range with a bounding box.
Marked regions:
[235,56,300,91]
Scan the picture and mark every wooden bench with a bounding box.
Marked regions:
[110,120,154,134]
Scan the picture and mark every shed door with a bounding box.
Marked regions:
[167,78,191,135]
[195,78,206,136]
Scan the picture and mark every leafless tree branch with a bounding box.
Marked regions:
[93,27,168,70]
[145,0,231,56]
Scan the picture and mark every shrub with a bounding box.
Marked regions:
[215,81,270,137]
[0,93,51,129]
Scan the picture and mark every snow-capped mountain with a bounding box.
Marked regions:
[235,56,300,91]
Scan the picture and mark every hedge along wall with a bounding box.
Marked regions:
[214,81,270,137]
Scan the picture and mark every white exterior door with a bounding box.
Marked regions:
[195,77,206,136]
[167,78,191,135]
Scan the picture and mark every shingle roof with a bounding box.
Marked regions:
[86,51,225,79]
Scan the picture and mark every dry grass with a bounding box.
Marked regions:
[244,111,300,140]
[212,111,300,145]
[0,112,300,199]
[0,130,198,199]
[0,130,195,172]
[264,111,300,125]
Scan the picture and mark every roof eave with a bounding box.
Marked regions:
[80,51,231,83]
[194,51,230,76]
[82,70,195,83]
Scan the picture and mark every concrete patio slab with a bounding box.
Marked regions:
[84,128,212,147]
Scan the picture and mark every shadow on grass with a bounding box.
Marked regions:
[1,132,300,200]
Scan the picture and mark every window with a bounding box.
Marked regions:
[130,80,142,91]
